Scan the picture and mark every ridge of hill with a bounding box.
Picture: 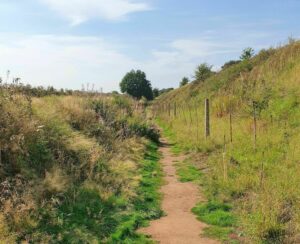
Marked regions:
[154,41,300,243]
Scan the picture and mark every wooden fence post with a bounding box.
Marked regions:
[205,98,210,138]
[253,101,257,151]
[188,104,193,125]
[260,151,265,188]
[223,134,227,181]
[174,102,177,118]
[182,105,188,125]
[229,112,233,143]
[195,101,199,141]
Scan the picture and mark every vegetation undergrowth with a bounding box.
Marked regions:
[108,141,163,243]
[0,88,162,243]
[154,40,300,243]
[192,202,237,242]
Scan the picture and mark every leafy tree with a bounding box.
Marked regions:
[152,88,159,98]
[194,63,214,82]
[158,88,174,96]
[180,77,189,87]
[120,70,153,100]
[221,60,241,69]
[240,47,255,61]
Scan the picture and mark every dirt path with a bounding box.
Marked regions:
[139,138,219,244]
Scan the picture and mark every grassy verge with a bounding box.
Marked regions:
[0,93,164,243]
[156,118,182,155]
[192,202,238,243]
[108,141,163,243]
[37,141,163,244]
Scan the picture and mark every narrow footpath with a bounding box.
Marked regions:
[139,138,219,244]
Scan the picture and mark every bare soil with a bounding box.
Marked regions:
[139,138,219,244]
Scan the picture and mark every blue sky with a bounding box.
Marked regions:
[0,0,299,91]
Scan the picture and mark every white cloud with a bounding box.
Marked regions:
[0,34,137,91]
[40,0,151,25]
[0,31,274,91]
[171,39,238,57]
[142,33,273,86]
[0,34,214,91]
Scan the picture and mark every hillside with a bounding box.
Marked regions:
[154,41,300,243]
[0,88,162,243]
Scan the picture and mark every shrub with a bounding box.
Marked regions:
[128,121,160,143]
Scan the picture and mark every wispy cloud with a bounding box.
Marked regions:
[0,34,137,90]
[0,29,278,91]
[40,0,151,25]
[171,39,239,57]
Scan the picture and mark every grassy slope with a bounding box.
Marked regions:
[0,93,162,243]
[154,41,300,243]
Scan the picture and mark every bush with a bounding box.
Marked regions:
[128,121,160,143]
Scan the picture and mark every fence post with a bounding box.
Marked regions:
[253,101,257,151]
[195,101,199,141]
[182,105,188,125]
[223,134,227,181]
[205,98,210,138]
[229,112,233,143]
[174,102,177,118]
[188,104,193,125]
[260,151,265,188]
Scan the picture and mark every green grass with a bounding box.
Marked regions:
[34,141,162,244]
[176,161,202,183]
[156,118,183,155]
[108,141,163,243]
[192,202,238,242]
[192,202,236,227]
[154,41,300,242]
[203,226,236,243]
[0,93,164,243]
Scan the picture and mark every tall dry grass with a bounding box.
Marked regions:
[0,86,159,243]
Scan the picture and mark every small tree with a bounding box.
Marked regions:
[221,60,241,69]
[194,63,213,82]
[120,70,153,100]
[240,47,254,61]
[180,77,189,87]
[152,88,159,98]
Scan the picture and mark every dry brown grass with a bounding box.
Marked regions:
[0,90,157,242]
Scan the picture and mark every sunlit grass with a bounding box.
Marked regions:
[0,92,162,243]
[154,41,300,242]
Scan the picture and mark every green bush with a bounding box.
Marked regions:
[128,121,160,143]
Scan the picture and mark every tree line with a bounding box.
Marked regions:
[119,48,255,100]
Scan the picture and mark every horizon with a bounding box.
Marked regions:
[0,0,299,92]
